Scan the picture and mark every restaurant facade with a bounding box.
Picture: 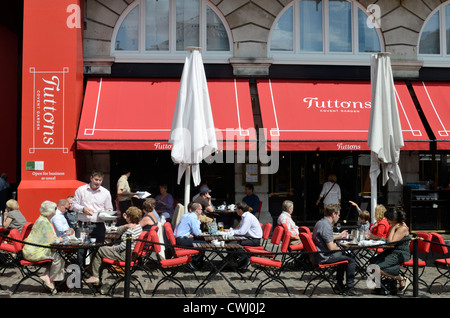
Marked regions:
[1,0,450,230]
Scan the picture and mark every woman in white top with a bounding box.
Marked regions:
[316,173,341,207]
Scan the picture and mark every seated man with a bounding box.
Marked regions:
[227,202,262,269]
[52,199,74,238]
[277,200,301,245]
[242,183,260,213]
[174,202,204,268]
[312,203,360,296]
[193,186,213,226]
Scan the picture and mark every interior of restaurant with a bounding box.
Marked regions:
[103,149,449,229]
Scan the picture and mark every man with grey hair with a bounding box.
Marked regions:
[277,200,301,245]
[52,199,74,237]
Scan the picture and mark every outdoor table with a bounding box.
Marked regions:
[337,240,393,284]
[50,241,101,294]
[202,234,248,242]
[193,242,245,296]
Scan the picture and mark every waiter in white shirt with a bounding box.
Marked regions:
[73,170,113,244]
[73,170,114,271]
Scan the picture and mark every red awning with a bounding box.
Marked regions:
[411,81,450,150]
[76,78,255,151]
[256,79,430,151]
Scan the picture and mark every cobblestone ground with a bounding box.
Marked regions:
[1,253,449,300]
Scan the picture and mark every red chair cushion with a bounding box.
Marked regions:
[250,256,282,268]
[318,260,348,269]
[21,259,52,266]
[0,242,16,253]
[245,248,275,257]
[289,244,303,251]
[102,258,136,267]
[244,246,264,251]
[160,256,192,268]
[435,258,450,266]
[401,259,426,267]
[174,248,200,257]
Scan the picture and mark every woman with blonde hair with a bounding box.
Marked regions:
[369,204,390,240]
[3,199,27,232]
[349,201,389,240]
[22,200,65,294]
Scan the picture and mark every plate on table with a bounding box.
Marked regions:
[68,239,82,245]
[99,212,118,221]
[100,210,117,216]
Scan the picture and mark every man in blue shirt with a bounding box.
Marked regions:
[242,184,260,214]
[174,202,204,269]
[174,202,203,246]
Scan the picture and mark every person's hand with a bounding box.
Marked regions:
[83,207,94,215]
[393,223,403,231]
[349,201,359,208]
[339,230,348,240]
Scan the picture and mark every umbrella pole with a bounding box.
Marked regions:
[184,165,191,214]
[370,175,377,224]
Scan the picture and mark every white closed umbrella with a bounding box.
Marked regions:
[368,53,404,223]
[169,47,217,213]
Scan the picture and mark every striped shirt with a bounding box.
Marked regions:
[114,224,143,253]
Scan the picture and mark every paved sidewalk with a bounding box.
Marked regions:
[1,252,449,300]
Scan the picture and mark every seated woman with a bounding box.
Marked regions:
[2,199,27,232]
[139,198,159,231]
[22,200,65,294]
[155,184,174,220]
[370,207,411,294]
[349,201,390,240]
[368,205,390,240]
[86,206,143,284]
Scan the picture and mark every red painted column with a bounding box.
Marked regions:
[18,0,85,220]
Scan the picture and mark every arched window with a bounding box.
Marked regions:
[269,0,383,64]
[112,0,232,62]
[418,2,450,66]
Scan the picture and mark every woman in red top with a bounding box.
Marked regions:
[369,204,390,239]
[349,201,389,239]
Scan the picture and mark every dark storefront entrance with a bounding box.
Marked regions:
[110,150,235,207]
[268,151,379,226]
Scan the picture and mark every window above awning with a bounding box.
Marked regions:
[411,81,450,150]
[256,79,430,151]
[76,78,255,151]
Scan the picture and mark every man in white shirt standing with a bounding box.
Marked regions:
[73,170,113,243]
[73,170,113,271]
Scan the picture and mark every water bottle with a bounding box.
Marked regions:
[211,218,218,235]
[80,223,86,243]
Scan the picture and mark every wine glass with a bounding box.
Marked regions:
[336,222,341,233]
